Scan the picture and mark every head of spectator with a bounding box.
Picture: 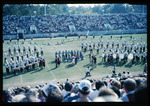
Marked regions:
[134,80,148,103]
[134,78,142,88]
[71,84,79,94]
[94,87,121,102]
[22,88,40,102]
[64,82,73,92]
[110,86,121,98]
[77,80,91,102]
[123,79,136,93]
[46,89,63,102]
[112,80,121,89]
[95,80,104,90]
[98,86,118,98]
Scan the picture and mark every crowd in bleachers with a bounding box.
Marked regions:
[3,13,147,35]
[3,69,147,103]
[3,15,35,35]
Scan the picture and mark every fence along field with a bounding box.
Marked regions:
[3,34,147,89]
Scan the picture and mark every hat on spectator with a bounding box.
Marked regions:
[79,80,91,94]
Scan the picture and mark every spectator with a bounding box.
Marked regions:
[94,87,121,102]
[46,89,63,102]
[3,90,12,102]
[72,80,91,102]
[63,82,73,99]
[63,84,79,102]
[89,80,104,101]
[134,80,148,103]
[12,94,26,102]
[121,79,136,102]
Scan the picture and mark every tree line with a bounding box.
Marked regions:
[3,4,147,16]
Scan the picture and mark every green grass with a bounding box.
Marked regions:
[3,34,147,89]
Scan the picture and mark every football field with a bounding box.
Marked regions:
[3,34,147,89]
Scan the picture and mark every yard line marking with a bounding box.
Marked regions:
[20,74,23,83]
[75,65,85,74]
[46,61,56,80]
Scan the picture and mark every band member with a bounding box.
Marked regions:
[26,50,29,58]
[136,52,140,63]
[124,50,128,63]
[65,50,68,58]
[5,60,9,74]
[67,54,71,62]
[93,42,95,49]
[34,44,37,51]
[17,44,20,53]
[130,34,132,39]
[19,59,24,73]
[96,45,99,54]
[20,51,24,60]
[92,55,97,68]
[8,44,11,53]
[143,42,146,52]
[9,38,12,42]
[112,40,114,48]
[43,59,45,68]
[132,51,136,64]
[139,42,142,53]
[58,50,61,56]
[31,57,35,69]
[106,40,109,48]
[101,40,103,48]
[11,60,16,75]
[13,45,16,52]
[16,51,19,60]
[40,45,43,55]
[36,48,39,58]
[90,46,93,54]
[23,45,26,52]
[134,44,137,53]
[4,52,7,63]
[28,44,31,52]
[62,50,65,57]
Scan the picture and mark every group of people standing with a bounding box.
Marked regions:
[55,49,84,68]
[4,39,45,75]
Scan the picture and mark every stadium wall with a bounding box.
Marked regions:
[3,29,147,40]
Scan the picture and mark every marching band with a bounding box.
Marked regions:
[4,40,45,75]
[4,35,147,75]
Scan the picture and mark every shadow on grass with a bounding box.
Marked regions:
[81,75,91,80]
[65,63,74,68]
[48,61,55,64]
[83,63,91,68]
[31,68,43,74]
[47,67,57,72]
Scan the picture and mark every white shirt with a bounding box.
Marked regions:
[89,90,99,101]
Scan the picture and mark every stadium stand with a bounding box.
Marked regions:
[3,13,147,35]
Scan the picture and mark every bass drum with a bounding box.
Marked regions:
[102,53,105,57]
[119,54,124,59]
[128,53,133,60]
[113,54,116,59]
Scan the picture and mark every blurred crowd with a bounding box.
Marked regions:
[3,13,147,35]
[3,72,147,103]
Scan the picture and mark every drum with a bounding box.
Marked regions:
[102,53,105,57]
[119,54,124,59]
[128,53,133,60]
[113,54,116,59]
